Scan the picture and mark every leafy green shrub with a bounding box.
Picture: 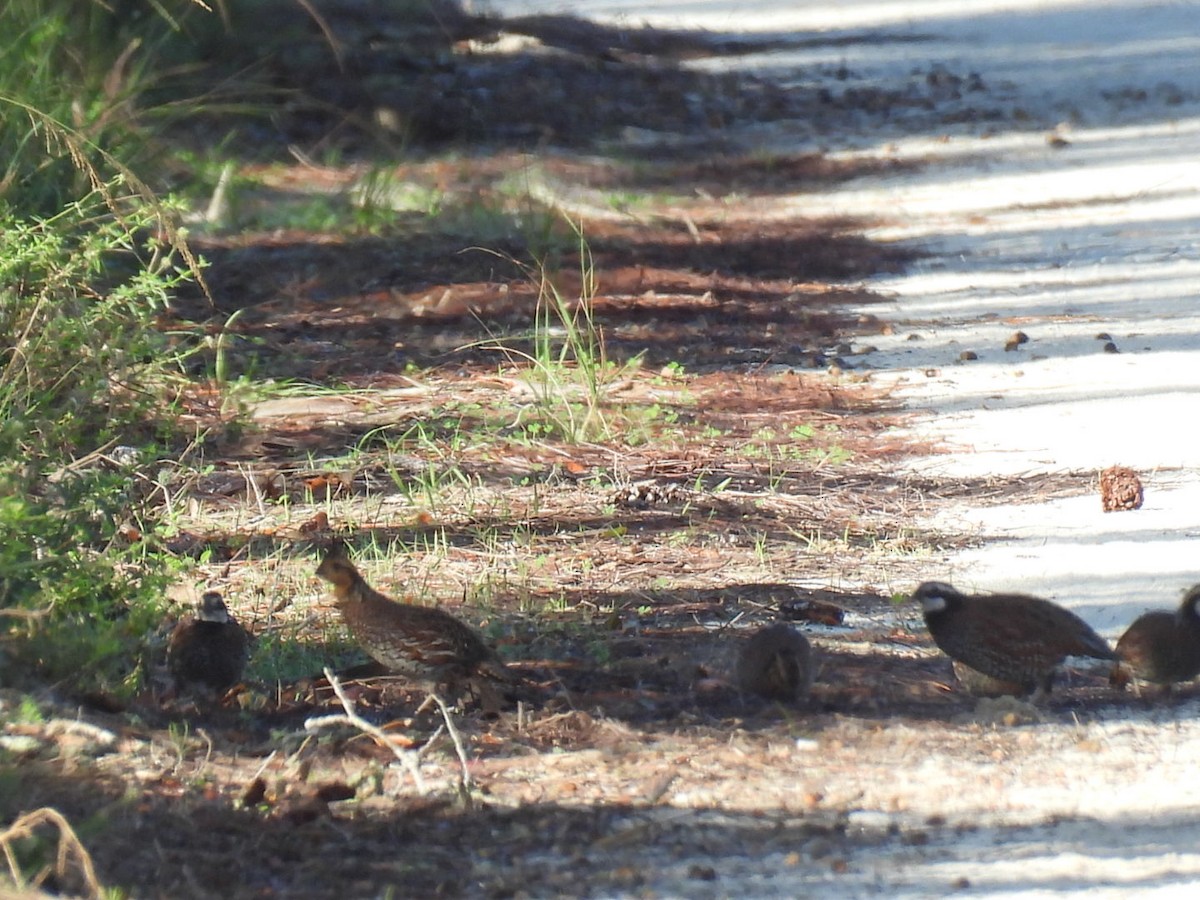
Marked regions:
[0,471,171,695]
[0,193,188,457]
[0,1,177,215]
[0,192,191,695]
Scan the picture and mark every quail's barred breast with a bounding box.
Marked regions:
[316,552,518,692]
[339,597,508,685]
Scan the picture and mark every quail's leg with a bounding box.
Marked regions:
[414,677,466,714]
[471,677,504,715]
[1027,672,1056,705]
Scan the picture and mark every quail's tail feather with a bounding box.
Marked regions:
[1075,628,1119,662]
[1029,597,1117,661]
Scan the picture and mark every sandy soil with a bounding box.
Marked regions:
[6,2,1200,898]
[482,0,1200,895]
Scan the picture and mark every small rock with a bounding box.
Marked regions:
[108,445,141,467]
[847,810,892,831]
[315,782,357,803]
[804,837,834,860]
[0,735,41,755]
[241,777,268,808]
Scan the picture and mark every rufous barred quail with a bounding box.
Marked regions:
[315,548,518,698]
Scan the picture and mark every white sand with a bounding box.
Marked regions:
[490,0,1200,892]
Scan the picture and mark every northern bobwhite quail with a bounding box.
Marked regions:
[736,623,813,703]
[950,660,1027,698]
[167,591,250,694]
[315,549,518,697]
[913,581,1116,697]
[1111,585,1200,689]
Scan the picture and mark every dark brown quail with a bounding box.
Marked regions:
[950,660,1027,698]
[914,581,1116,697]
[315,548,518,696]
[736,623,813,703]
[1111,585,1200,689]
[167,591,250,694]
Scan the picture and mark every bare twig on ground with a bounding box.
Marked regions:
[428,692,475,790]
[305,668,433,793]
[0,807,104,899]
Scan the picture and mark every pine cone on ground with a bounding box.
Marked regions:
[1100,465,1143,512]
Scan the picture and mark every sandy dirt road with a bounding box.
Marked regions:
[482,1,1200,894]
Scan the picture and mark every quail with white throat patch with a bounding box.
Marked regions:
[167,591,250,694]
[1111,585,1200,691]
[914,581,1116,698]
[736,623,813,703]
[315,546,518,702]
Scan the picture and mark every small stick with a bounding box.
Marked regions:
[0,807,103,898]
[305,668,428,793]
[427,692,474,789]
